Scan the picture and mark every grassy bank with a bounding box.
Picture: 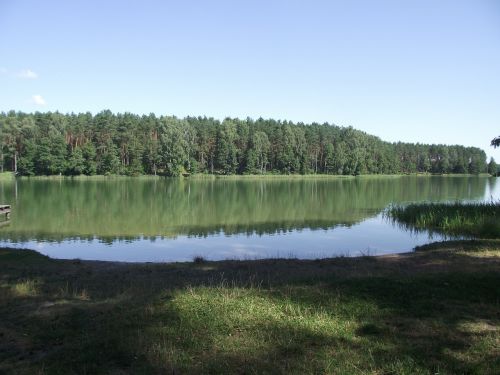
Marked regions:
[14,173,383,180]
[0,172,15,180]
[14,174,163,180]
[11,172,494,180]
[387,202,500,238]
[1,242,499,374]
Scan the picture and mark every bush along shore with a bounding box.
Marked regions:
[1,240,499,374]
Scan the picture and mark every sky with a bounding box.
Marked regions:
[1,0,499,160]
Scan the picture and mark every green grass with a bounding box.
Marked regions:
[186,173,379,180]
[386,202,500,238]
[16,174,163,180]
[13,172,493,180]
[1,243,499,374]
[0,171,15,180]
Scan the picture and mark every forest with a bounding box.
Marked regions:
[0,111,489,176]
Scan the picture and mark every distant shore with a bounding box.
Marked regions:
[0,172,494,180]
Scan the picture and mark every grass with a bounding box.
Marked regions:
[1,242,499,374]
[16,174,163,180]
[11,279,39,297]
[14,172,490,180]
[0,171,15,180]
[386,201,500,238]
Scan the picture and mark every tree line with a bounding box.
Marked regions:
[0,110,490,176]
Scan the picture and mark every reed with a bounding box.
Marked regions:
[386,201,500,238]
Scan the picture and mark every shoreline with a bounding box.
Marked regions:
[3,239,498,267]
[2,245,412,267]
[0,172,494,180]
[1,239,499,374]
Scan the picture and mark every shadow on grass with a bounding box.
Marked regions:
[0,247,499,374]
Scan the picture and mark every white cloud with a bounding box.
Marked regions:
[32,95,46,106]
[18,69,38,79]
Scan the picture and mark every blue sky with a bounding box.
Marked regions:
[1,0,499,160]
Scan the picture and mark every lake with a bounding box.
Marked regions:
[0,176,498,262]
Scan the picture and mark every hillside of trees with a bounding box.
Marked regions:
[0,111,488,176]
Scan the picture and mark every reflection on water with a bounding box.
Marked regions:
[0,176,497,261]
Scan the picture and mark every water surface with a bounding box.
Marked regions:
[0,176,497,261]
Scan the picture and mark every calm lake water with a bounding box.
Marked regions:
[0,176,498,262]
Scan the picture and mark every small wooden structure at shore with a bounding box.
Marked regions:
[0,205,11,220]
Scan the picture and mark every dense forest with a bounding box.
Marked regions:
[0,111,488,176]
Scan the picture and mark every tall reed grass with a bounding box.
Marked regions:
[386,201,500,238]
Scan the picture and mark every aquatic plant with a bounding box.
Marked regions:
[386,201,500,238]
